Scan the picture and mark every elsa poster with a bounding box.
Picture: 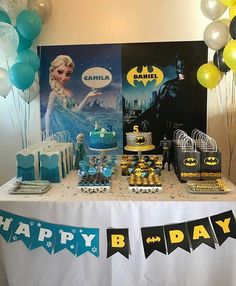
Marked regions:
[39,44,123,154]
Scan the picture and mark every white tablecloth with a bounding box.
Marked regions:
[0,170,236,286]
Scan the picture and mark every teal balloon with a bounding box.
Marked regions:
[17,49,40,72]
[16,10,42,40]
[0,10,11,24]
[15,26,33,52]
[9,62,35,91]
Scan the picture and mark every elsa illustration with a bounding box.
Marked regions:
[44,55,101,136]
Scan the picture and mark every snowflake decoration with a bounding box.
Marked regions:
[59,229,63,234]
[79,229,83,233]
[37,223,42,227]
[12,236,17,241]
[30,221,35,226]
[72,229,76,234]
[70,245,75,250]
[92,247,97,253]
[46,241,52,248]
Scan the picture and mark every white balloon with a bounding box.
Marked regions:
[27,0,52,23]
[201,0,227,20]
[0,67,12,97]
[19,79,39,103]
[204,21,229,50]
[0,22,19,58]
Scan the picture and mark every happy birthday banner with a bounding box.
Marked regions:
[1,209,236,259]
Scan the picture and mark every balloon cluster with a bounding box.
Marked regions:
[198,0,236,89]
[0,0,52,102]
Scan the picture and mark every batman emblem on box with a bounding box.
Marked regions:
[183,157,198,167]
[204,157,219,166]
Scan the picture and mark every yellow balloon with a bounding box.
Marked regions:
[230,4,236,19]
[220,0,236,6]
[223,40,236,70]
[197,63,221,89]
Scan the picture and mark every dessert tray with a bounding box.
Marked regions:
[8,179,51,194]
[187,179,229,194]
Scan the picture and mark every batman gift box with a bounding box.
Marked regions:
[174,148,201,182]
[200,151,221,180]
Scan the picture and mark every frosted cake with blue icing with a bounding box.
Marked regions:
[89,123,117,150]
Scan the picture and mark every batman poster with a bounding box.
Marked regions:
[122,41,207,154]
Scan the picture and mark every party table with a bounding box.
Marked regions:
[0,168,236,286]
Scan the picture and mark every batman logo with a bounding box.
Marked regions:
[127,65,164,87]
[146,236,161,244]
[134,136,146,145]
[183,157,198,166]
[204,157,219,166]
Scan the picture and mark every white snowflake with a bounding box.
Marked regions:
[12,236,17,241]
[79,229,83,233]
[72,229,76,234]
[92,247,97,253]
[70,245,75,249]
[30,221,35,226]
[37,223,41,227]
[59,229,63,234]
[46,241,52,248]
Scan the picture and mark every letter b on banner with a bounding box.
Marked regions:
[111,234,125,247]
[107,228,129,258]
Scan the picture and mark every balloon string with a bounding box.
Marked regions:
[215,82,231,177]
[27,90,31,147]
[230,72,236,161]
[6,57,25,149]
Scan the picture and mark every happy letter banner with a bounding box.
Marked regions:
[1,209,236,259]
[0,209,99,258]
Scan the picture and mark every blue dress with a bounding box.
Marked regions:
[46,95,83,142]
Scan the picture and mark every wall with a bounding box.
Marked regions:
[1,0,231,184]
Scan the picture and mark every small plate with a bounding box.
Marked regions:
[187,188,230,194]
[9,180,51,194]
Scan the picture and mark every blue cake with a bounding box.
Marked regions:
[89,128,117,150]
